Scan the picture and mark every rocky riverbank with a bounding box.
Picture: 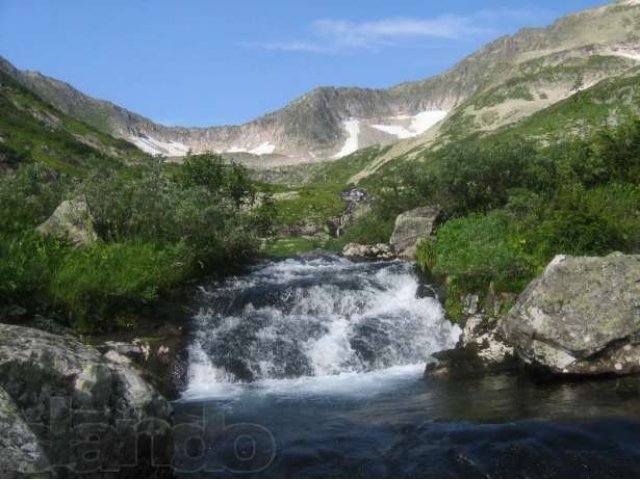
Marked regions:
[0,293,193,477]
[427,252,640,380]
[0,323,175,478]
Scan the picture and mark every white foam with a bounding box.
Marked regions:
[183,256,461,401]
[181,363,426,401]
[333,120,360,158]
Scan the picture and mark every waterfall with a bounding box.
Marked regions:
[183,254,460,399]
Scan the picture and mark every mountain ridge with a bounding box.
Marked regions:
[1,0,639,165]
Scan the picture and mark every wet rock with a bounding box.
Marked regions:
[0,386,51,478]
[502,253,640,376]
[426,315,517,379]
[0,323,173,476]
[36,198,97,246]
[390,206,440,259]
[342,242,394,260]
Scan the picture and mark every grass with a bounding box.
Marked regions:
[262,236,327,256]
[49,240,194,331]
[258,146,390,228]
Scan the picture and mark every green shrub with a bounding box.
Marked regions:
[431,210,534,294]
[49,240,194,331]
[0,163,72,232]
[325,212,395,251]
[0,231,68,306]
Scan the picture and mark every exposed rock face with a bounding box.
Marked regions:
[426,315,517,379]
[0,386,50,478]
[502,253,640,375]
[36,198,97,246]
[342,242,395,261]
[0,323,173,476]
[390,206,440,259]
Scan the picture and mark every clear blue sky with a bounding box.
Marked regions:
[0,0,607,127]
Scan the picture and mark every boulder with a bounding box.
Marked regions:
[0,386,51,478]
[502,253,640,375]
[426,315,517,379]
[389,206,440,259]
[342,242,395,260]
[0,323,173,476]
[36,198,97,246]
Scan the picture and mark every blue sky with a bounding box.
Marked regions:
[0,0,607,127]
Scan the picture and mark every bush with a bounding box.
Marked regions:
[0,231,68,306]
[49,240,194,331]
[0,154,270,332]
[430,211,534,293]
[325,212,395,251]
[0,163,72,232]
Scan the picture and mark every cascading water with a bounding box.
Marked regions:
[174,254,640,478]
[183,254,460,399]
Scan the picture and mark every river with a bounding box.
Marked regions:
[172,254,640,478]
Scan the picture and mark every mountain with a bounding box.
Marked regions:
[0,57,147,174]
[1,0,639,167]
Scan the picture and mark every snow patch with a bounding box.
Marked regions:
[371,110,447,139]
[612,51,640,62]
[370,124,416,139]
[129,134,190,157]
[249,142,276,155]
[221,142,276,155]
[333,120,360,158]
[411,110,448,133]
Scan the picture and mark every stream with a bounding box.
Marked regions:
[172,254,640,478]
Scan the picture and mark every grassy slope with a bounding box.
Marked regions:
[0,69,148,174]
[258,146,391,255]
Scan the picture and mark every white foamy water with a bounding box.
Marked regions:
[182,255,460,400]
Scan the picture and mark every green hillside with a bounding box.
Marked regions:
[0,68,147,174]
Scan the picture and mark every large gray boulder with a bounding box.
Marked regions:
[389,206,440,259]
[502,253,640,375]
[0,323,173,476]
[0,386,50,478]
[37,198,97,246]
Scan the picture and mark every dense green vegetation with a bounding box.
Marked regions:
[402,120,640,320]
[0,155,271,332]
